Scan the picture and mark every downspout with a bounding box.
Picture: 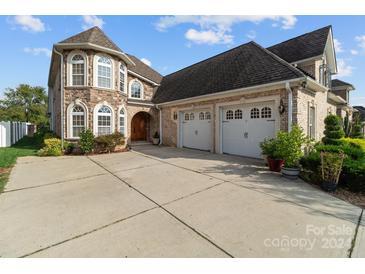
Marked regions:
[156,105,163,145]
[285,82,293,132]
[53,47,64,150]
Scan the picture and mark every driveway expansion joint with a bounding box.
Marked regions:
[348,209,364,257]
[87,155,235,258]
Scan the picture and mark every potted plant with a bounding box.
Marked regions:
[320,151,345,192]
[260,138,284,172]
[152,131,160,145]
[276,125,306,179]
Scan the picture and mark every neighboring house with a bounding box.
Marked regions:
[48,25,356,158]
[330,79,356,119]
[353,106,365,137]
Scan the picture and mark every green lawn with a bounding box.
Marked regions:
[0,136,40,192]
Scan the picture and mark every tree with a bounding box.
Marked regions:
[343,112,352,137]
[323,114,345,145]
[0,84,48,125]
[350,113,363,139]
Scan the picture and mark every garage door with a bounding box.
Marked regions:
[221,102,275,158]
[181,110,212,151]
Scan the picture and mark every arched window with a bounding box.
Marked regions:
[184,113,190,121]
[250,108,260,119]
[190,113,195,120]
[261,107,272,118]
[97,105,112,136]
[119,64,125,93]
[205,112,211,120]
[97,56,112,88]
[199,112,205,120]
[130,80,142,98]
[226,110,233,120]
[71,54,85,86]
[119,108,125,136]
[234,109,242,119]
[71,105,85,137]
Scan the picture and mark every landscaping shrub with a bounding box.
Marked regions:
[340,138,365,152]
[37,138,63,156]
[322,114,345,145]
[275,125,306,168]
[94,132,125,153]
[342,159,365,193]
[350,114,363,139]
[79,129,94,154]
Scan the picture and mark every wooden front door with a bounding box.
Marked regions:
[131,112,147,141]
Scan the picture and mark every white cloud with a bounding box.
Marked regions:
[335,58,354,78]
[140,58,152,67]
[351,49,359,55]
[355,35,365,49]
[82,15,105,30]
[185,28,233,45]
[246,30,256,40]
[23,47,51,58]
[12,15,45,32]
[333,38,343,53]
[155,15,297,45]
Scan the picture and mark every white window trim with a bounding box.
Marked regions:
[307,102,317,140]
[66,100,88,139]
[119,62,127,94]
[67,50,88,87]
[128,78,144,100]
[93,102,115,136]
[118,105,128,137]
[93,54,114,90]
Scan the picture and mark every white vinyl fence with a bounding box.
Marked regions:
[0,121,30,147]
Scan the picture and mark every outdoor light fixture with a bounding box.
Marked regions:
[279,99,286,114]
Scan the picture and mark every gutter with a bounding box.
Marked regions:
[53,47,64,150]
[285,82,293,132]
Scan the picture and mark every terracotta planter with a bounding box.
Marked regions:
[281,166,300,180]
[267,157,284,172]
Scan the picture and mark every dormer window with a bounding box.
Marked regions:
[96,55,112,89]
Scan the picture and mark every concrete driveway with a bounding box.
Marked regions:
[0,145,364,258]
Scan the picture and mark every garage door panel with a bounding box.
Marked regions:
[221,103,275,158]
[181,110,212,151]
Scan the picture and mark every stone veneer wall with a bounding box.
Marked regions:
[57,49,158,143]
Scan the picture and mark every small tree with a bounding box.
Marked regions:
[79,129,94,154]
[323,114,345,145]
[350,113,363,139]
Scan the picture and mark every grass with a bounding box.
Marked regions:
[0,136,41,192]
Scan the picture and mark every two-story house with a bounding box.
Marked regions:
[48,25,356,158]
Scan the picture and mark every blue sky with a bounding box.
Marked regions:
[0,15,364,106]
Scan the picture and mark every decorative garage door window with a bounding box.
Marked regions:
[184,113,190,121]
[199,112,205,120]
[250,108,260,119]
[261,107,272,118]
[205,112,211,120]
[234,109,243,119]
[226,110,233,120]
[97,105,112,136]
[190,113,195,120]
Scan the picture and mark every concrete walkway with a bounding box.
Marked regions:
[0,145,363,257]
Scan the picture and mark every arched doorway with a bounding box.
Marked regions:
[131,112,150,141]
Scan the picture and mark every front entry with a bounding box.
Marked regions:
[131,112,148,141]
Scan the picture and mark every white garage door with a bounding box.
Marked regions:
[221,102,276,158]
[181,110,212,151]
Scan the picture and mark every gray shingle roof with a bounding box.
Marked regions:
[59,26,122,52]
[267,26,331,63]
[126,54,163,84]
[332,79,354,89]
[153,41,304,104]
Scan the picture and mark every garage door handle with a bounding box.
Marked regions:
[267,119,275,122]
